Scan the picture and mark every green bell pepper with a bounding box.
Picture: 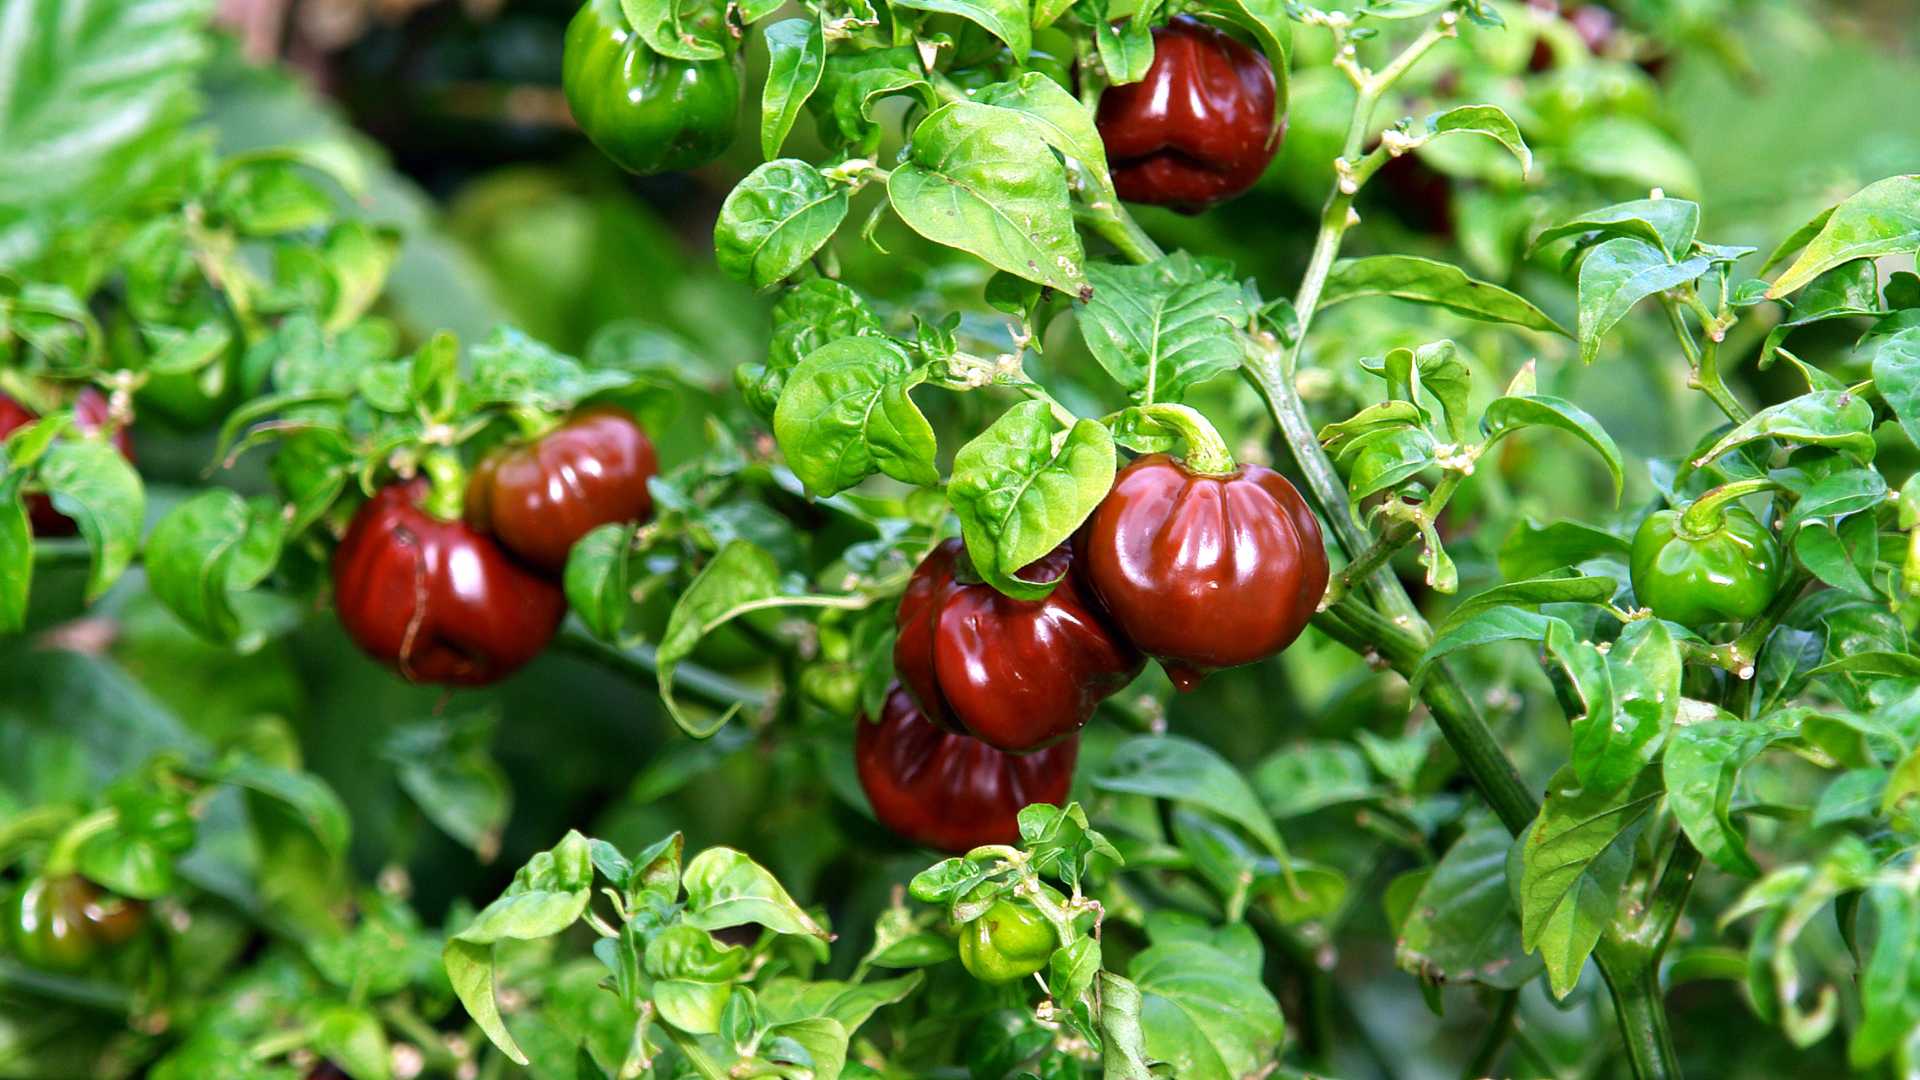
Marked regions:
[957,897,1057,984]
[1630,482,1783,626]
[562,0,741,177]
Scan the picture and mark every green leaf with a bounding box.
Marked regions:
[1575,237,1712,364]
[773,336,939,496]
[1871,327,1920,449]
[1413,608,1561,686]
[1769,175,1920,299]
[623,0,730,60]
[892,0,1030,57]
[1433,570,1617,641]
[1320,256,1567,335]
[1532,198,1701,261]
[383,714,512,862]
[1557,618,1680,792]
[451,832,594,964]
[1480,395,1624,500]
[1519,764,1663,998]
[1252,742,1383,819]
[0,0,211,247]
[1075,254,1249,404]
[1760,206,1835,276]
[40,439,144,600]
[1345,426,1434,501]
[315,1006,392,1080]
[1795,513,1879,598]
[1851,884,1920,1068]
[974,74,1114,198]
[322,221,400,332]
[1690,390,1877,466]
[0,473,32,632]
[947,401,1114,600]
[145,490,286,649]
[1206,0,1291,112]
[1416,105,1531,177]
[1398,819,1545,990]
[889,102,1088,296]
[1664,720,1788,880]
[564,523,636,643]
[1095,736,1286,863]
[716,160,849,291]
[1127,937,1283,1080]
[470,327,634,412]
[682,847,832,941]
[1498,518,1631,581]
[657,542,779,736]
[761,20,826,159]
[1089,0,1158,85]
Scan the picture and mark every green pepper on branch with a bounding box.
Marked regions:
[1629,479,1784,627]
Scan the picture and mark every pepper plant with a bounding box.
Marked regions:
[4,0,1920,1077]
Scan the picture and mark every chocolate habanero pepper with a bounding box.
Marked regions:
[1629,480,1783,627]
[466,406,659,575]
[894,538,1143,754]
[1094,15,1283,212]
[333,478,567,686]
[855,683,1077,854]
[1075,453,1329,691]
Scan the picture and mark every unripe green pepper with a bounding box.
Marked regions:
[562,0,741,176]
[957,897,1057,983]
[1630,482,1783,626]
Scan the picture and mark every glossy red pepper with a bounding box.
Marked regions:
[332,478,567,686]
[894,539,1143,754]
[1074,454,1328,691]
[1094,16,1282,213]
[855,683,1077,854]
[466,407,659,575]
[0,388,134,537]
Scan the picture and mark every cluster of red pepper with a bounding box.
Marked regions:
[858,455,1328,854]
[331,409,658,685]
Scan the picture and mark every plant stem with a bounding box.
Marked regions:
[1660,294,1746,424]
[665,1027,730,1080]
[1074,204,1165,265]
[1461,990,1520,1080]
[552,622,771,714]
[1593,936,1682,1080]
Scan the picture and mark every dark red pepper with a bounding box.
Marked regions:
[1074,454,1328,691]
[855,682,1077,854]
[1094,16,1282,213]
[466,407,659,575]
[0,388,135,537]
[894,538,1143,754]
[332,478,567,686]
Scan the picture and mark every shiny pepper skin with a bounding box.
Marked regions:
[0,388,134,537]
[563,0,741,176]
[894,539,1143,753]
[957,897,1057,983]
[466,407,659,575]
[332,478,567,686]
[9,876,143,971]
[855,683,1077,854]
[1094,16,1282,212]
[1075,454,1329,691]
[1629,505,1782,626]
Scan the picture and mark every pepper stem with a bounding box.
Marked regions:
[1676,478,1780,540]
[419,449,468,522]
[1133,404,1235,475]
